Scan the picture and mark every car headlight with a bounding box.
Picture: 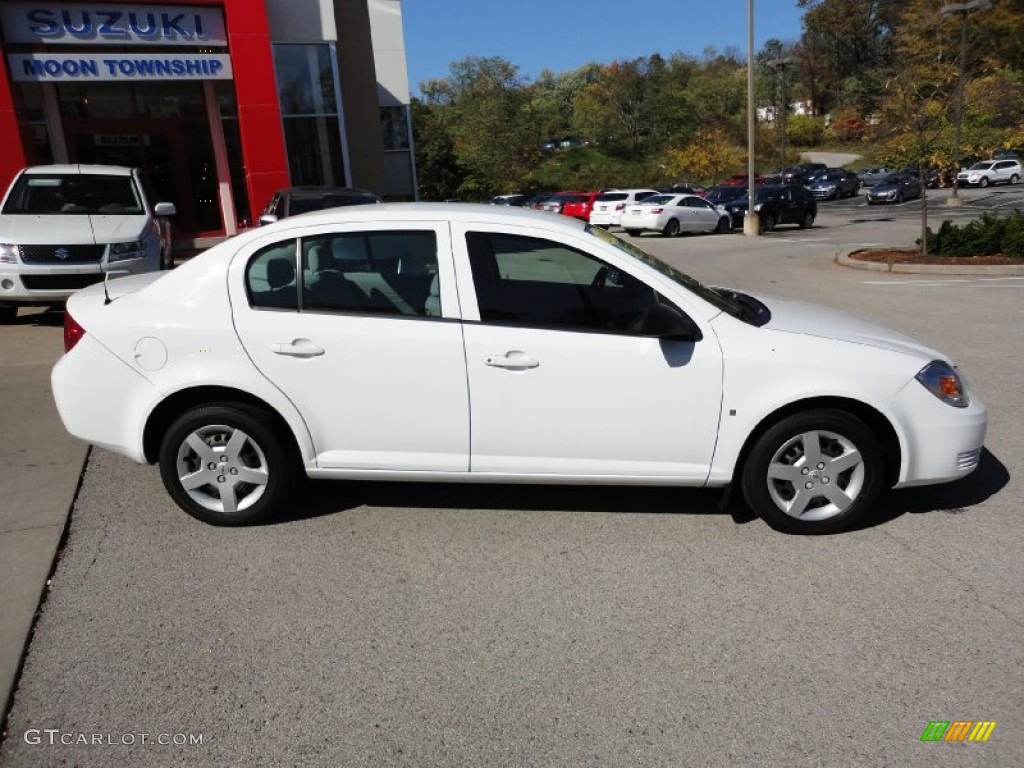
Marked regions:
[916,360,969,407]
[0,243,18,264]
[753,203,763,212]
[108,240,145,262]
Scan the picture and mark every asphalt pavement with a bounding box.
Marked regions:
[0,187,1022,766]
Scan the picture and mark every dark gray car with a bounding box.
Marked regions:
[865,173,921,205]
[259,186,381,225]
[807,169,861,200]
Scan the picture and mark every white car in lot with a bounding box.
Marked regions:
[956,159,1022,188]
[0,164,175,323]
[619,193,732,237]
[588,189,659,228]
[51,204,986,534]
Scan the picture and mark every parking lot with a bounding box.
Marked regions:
[1,186,1022,767]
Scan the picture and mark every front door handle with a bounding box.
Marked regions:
[483,351,539,370]
[271,339,325,358]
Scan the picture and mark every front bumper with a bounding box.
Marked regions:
[889,377,987,487]
[0,258,152,305]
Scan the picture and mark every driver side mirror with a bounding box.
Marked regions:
[258,214,279,226]
[636,303,702,341]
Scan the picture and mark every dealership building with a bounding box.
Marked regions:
[0,0,417,246]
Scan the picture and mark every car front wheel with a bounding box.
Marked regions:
[0,306,17,324]
[761,213,776,232]
[1010,174,1020,185]
[979,177,990,188]
[158,403,297,526]
[716,216,731,234]
[740,409,884,535]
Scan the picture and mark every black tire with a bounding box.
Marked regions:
[716,216,731,234]
[626,228,641,237]
[799,211,814,229]
[161,248,174,270]
[662,218,680,237]
[895,192,903,204]
[762,213,776,233]
[1010,174,1020,185]
[0,306,16,324]
[741,409,885,535]
[158,402,298,526]
[979,176,990,188]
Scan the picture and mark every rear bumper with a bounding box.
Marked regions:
[51,334,158,464]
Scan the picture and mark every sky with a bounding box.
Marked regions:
[401,0,808,94]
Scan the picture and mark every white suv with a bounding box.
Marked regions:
[0,165,175,323]
[588,189,660,228]
[956,159,1022,188]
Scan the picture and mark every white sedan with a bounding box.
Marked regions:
[619,194,732,237]
[52,204,986,534]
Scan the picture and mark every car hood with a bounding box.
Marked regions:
[0,214,147,244]
[754,292,944,362]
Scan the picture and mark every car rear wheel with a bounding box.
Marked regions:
[741,409,884,535]
[979,177,990,188]
[0,306,17,324]
[799,211,814,229]
[662,219,680,237]
[761,213,776,232]
[158,403,298,526]
[626,229,641,237]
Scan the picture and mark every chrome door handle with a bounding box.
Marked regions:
[271,339,325,358]
[483,352,539,370]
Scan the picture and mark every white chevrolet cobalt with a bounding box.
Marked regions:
[51,204,987,534]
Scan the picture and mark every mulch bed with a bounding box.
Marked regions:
[849,249,1023,266]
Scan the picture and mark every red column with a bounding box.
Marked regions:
[0,51,29,192]
[221,0,290,226]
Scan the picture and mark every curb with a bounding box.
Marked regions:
[834,250,1024,275]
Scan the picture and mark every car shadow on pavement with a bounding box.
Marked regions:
[855,447,1010,531]
[10,308,64,327]
[270,448,1008,534]
[269,481,734,526]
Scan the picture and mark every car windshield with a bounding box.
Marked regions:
[705,187,746,204]
[643,195,674,205]
[586,225,762,324]
[969,162,994,170]
[2,174,142,215]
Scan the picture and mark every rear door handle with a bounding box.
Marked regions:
[271,339,325,358]
[483,352,539,370]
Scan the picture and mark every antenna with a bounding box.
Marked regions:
[103,269,131,305]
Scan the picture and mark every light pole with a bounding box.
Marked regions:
[744,0,759,236]
[941,0,992,208]
[767,57,796,170]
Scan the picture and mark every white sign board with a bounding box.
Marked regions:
[0,3,227,46]
[8,53,233,81]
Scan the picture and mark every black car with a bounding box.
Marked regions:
[782,163,827,185]
[704,185,750,206]
[724,184,817,232]
[806,169,861,200]
[259,186,381,225]
[865,173,921,205]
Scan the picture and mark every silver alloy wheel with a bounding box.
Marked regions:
[765,429,865,521]
[175,424,269,514]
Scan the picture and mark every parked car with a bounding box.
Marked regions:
[0,164,176,323]
[259,186,380,225]
[588,189,660,228]
[956,159,1022,188]
[723,184,817,231]
[539,191,586,215]
[489,194,526,206]
[856,168,896,187]
[807,169,862,200]
[560,192,601,221]
[523,192,553,210]
[719,173,769,187]
[865,173,921,205]
[782,163,827,185]
[51,203,987,535]
[703,185,750,207]
[619,194,732,237]
[667,182,707,196]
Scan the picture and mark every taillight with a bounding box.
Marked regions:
[615,203,625,211]
[651,207,664,213]
[64,310,86,352]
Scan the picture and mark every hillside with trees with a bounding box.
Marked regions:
[410,0,1024,200]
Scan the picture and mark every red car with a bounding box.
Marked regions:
[719,173,769,187]
[560,191,600,221]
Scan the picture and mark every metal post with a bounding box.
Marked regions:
[744,0,759,236]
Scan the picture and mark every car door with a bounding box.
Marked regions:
[229,221,470,471]
[682,197,715,232]
[450,223,723,480]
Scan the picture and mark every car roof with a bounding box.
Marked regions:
[283,186,377,197]
[264,202,590,230]
[22,164,134,176]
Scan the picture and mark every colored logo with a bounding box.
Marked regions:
[921,721,996,742]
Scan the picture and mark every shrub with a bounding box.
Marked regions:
[925,211,1024,258]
